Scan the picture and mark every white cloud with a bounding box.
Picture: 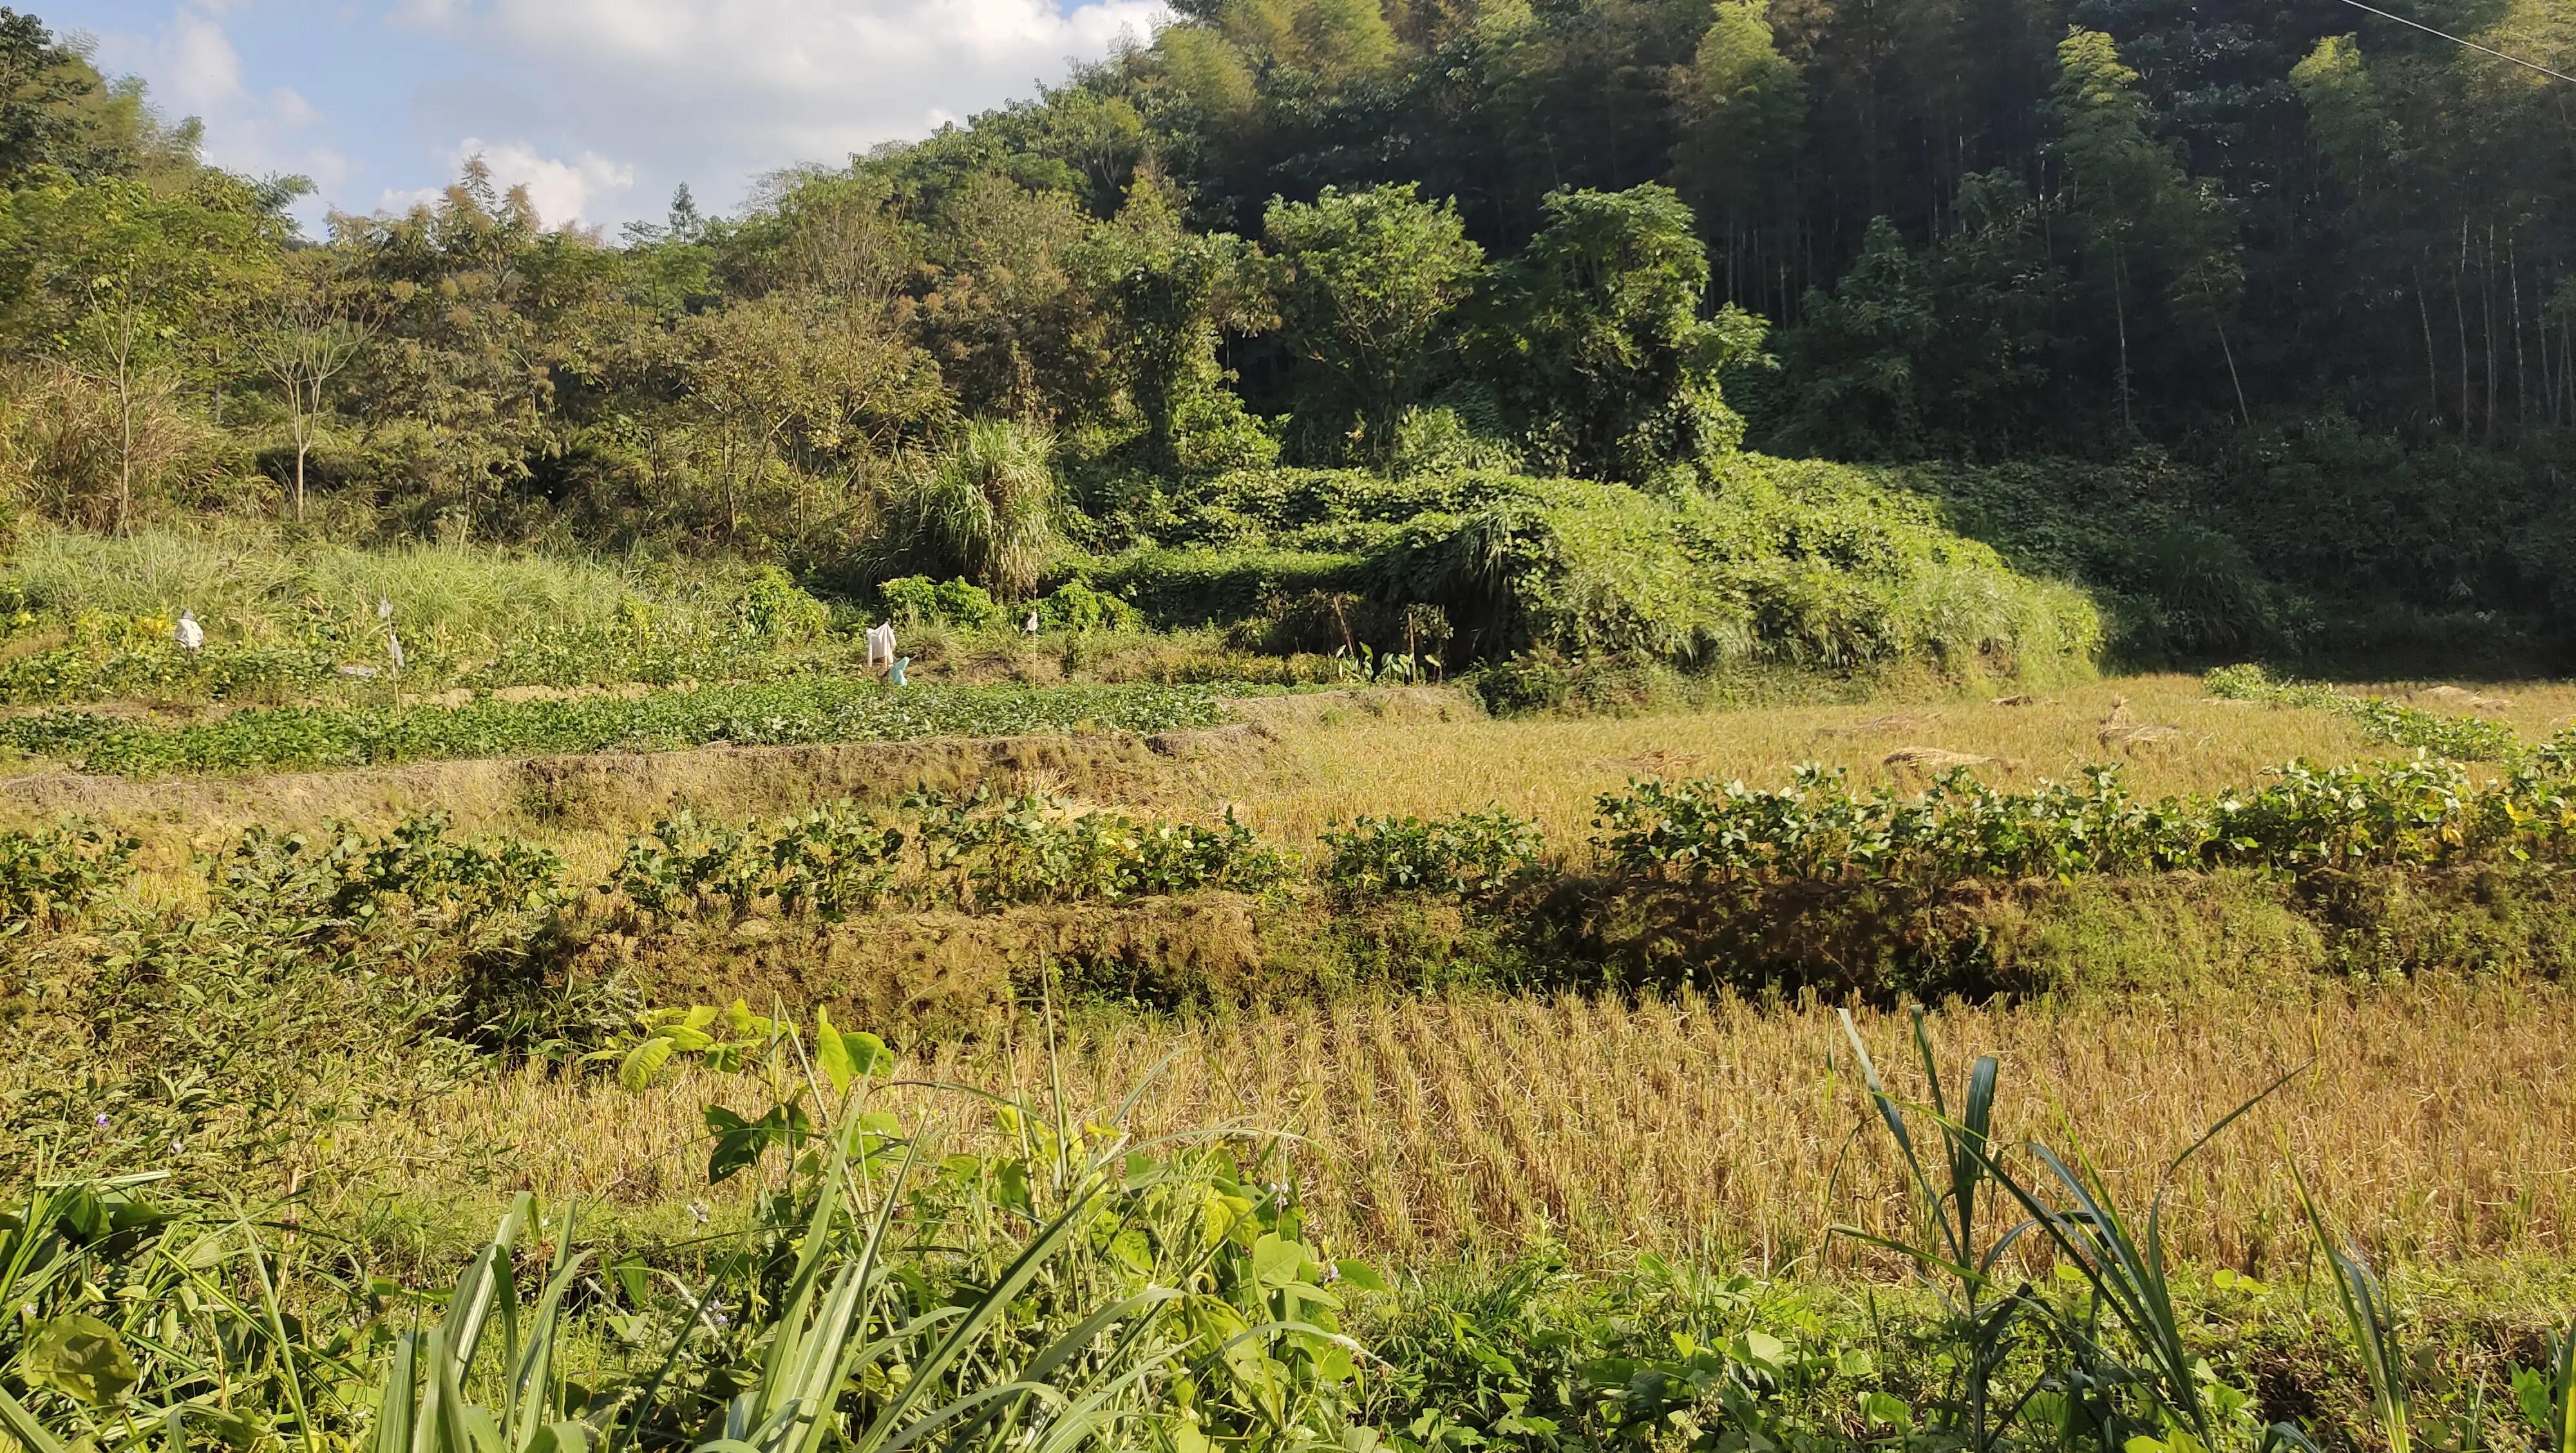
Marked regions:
[91,3,352,227]
[466,139,638,229]
[377,139,638,231]
[395,0,1167,218]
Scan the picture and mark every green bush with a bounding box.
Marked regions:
[1320,810,1545,897]
[734,565,829,641]
[0,816,138,926]
[875,575,1007,629]
[1366,462,2100,675]
[1036,579,1143,632]
[1082,547,1369,627]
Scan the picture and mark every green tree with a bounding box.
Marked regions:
[1671,1,1807,276]
[910,171,1105,423]
[331,161,562,531]
[249,250,373,521]
[1264,182,1484,462]
[1080,177,1276,479]
[2291,35,2397,194]
[2051,28,2247,432]
[680,289,946,544]
[0,9,177,186]
[1470,184,1766,485]
[1776,216,1936,457]
[0,167,287,529]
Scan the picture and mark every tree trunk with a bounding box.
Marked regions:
[2215,316,2250,430]
[2417,265,2440,424]
[2483,225,2499,446]
[2456,218,2473,437]
[114,365,135,537]
[2112,240,2134,436]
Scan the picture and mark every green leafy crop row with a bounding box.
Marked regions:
[19,741,2576,943]
[0,680,1230,776]
[1318,810,1545,898]
[2205,664,2526,762]
[1595,753,2576,886]
[614,789,1286,918]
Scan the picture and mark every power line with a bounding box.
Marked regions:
[2332,0,2576,86]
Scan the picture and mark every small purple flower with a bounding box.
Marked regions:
[93,1113,108,1128]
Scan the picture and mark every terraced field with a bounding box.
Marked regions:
[7,657,2573,1453]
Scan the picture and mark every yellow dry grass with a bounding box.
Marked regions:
[336,981,2575,1276]
[1208,675,2376,850]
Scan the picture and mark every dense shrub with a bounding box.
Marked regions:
[0,817,139,926]
[1320,810,1544,897]
[1083,462,2099,677]
[732,566,829,641]
[877,575,1007,627]
[1034,578,1143,632]
[1083,547,1370,627]
[1363,463,2099,674]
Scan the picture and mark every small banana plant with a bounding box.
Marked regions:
[2514,1324,2575,1453]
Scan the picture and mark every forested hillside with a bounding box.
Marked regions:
[4,0,2572,667]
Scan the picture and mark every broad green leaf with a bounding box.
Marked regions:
[1733,1329,1786,1374]
[1860,1391,1913,1430]
[620,1037,677,1092]
[815,1006,855,1093]
[1251,1233,1308,1288]
[1333,1260,1389,1294]
[26,1314,141,1405]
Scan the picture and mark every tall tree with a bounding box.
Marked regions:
[1080,177,1277,479]
[2052,28,2246,432]
[251,252,372,522]
[1470,184,1767,484]
[1264,182,1484,461]
[1671,0,1808,314]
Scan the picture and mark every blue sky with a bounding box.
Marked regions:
[66,0,1167,237]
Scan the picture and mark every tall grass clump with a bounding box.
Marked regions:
[0,524,667,651]
[885,419,1066,599]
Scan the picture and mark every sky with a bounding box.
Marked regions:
[65,0,1170,237]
